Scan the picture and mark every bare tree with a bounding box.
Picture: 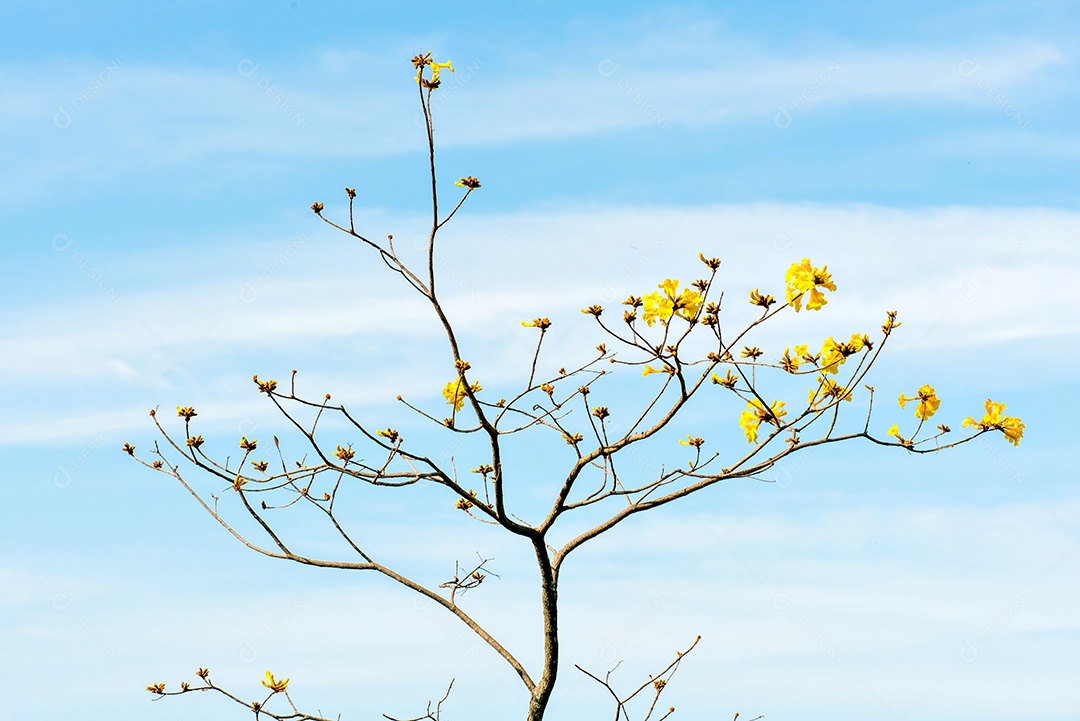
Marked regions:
[126,52,1025,721]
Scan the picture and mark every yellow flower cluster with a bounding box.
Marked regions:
[785,258,836,312]
[641,279,703,327]
[963,399,1025,446]
[819,334,869,374]
[376,428,400,443]
[521,318,551,330]
[261,670,289,693]
[809,376,853,406]
[252,375,278,394]
[412,52,453,88]
[443,378,482,411]
[739,399,787,443]
[898,385,941,420]
[711,369,739,388]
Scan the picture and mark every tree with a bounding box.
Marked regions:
[125,52,1025,721]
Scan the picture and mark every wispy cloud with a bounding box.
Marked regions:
[6,201,1074,444]
[0,37,1067,206]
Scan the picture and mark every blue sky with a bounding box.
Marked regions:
[2,1,1078,719]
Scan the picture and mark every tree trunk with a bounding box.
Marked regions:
[527,539,559,721]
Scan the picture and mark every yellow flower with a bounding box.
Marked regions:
[642,364,673,377]
[334,445,355,462]
[455,176,481,189]
[443,378,482,411]
[413,53,454,85]
[898,384,941,420]
[809,376,853,406]
[239,436,257,451]
[741,346,763,360]
[962,399,1025,446]
[779,348,802,374]
[521,318,551,330]
[785,258,836,312]
[376,428,400,443]
[794,343,818,366]
[146,683,166,694]
[641,291,673,326]
[739,399,787,444]
[679,435,704,447]
[252,375,278,394]
[261,670,289,693]
[176,406,197,420]
[748,288,775,309]
[429,59,454,82]
[698,252,721,269]
[817,334,864,375]
[711,369,739,388]
[641,279,702,326]
[886,423,913,447]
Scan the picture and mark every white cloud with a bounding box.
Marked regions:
[7,499,1074,719]
[0,37,1066,202]
[6,201,1075,444]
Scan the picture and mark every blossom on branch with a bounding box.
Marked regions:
[711,369,739,388]
[898,385,941,420]
[443,378,482,411]
[261,670,289,693]
[962,399,1025,446]
[739,399,787,443]
[412,52,454,88]
[785,258,836,311]
[887,423,913,448]
[641,279,702,327]
[818,334,866,374]
[521,318,552,330]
